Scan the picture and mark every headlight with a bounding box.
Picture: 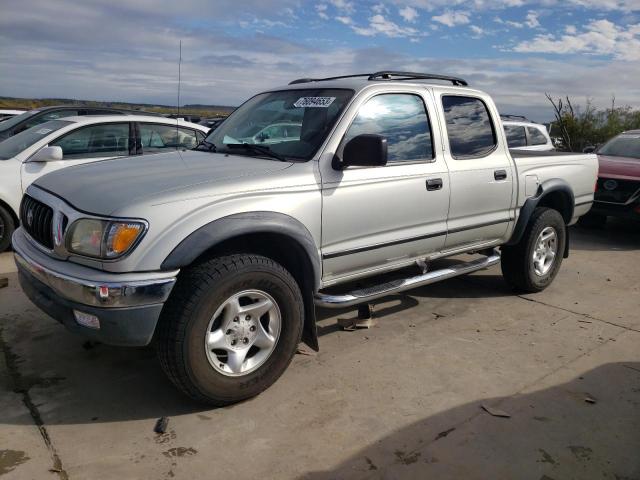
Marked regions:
[67,219,146,259]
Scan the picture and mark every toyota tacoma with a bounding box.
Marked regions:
[12,71,598,405]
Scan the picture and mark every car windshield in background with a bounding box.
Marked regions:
[0,110,39,133]
[0,120,72,160]
[598,134,640,159]
[204,89,353,160]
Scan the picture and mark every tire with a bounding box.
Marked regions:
[578,212,607,228]
[501,207,566,293]
[0,205,15,253]
[156,254,304,405]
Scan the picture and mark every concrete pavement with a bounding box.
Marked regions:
[0,222,639,479]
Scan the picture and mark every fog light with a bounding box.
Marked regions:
[73,310,100,330]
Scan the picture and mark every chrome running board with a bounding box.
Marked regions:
[314,252,501,308]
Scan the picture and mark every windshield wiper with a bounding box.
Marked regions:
[195,139,217,152]
[226,143,287,162]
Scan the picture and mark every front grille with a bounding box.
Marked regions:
[20,195,54,249]
[595,177,640,204]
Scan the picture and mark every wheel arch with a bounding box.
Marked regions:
[507,178,574,247]
[161,212,321,350]
[0,197,19,227]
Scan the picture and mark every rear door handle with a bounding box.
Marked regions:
[426,178,443,191]
[494,169,507,181]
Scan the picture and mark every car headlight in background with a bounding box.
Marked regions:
[67,219,146,259]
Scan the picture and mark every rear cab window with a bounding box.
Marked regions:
[527,127,548,146]
[504,125,526,148]
[442,96,497,159]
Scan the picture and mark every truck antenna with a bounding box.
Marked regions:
[177,40,182,119]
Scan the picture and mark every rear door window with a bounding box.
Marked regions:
[50,123,131,159]
[504,125,526,148]
[442,96,496,158]
[138,123,198,154]
[527,127,548,146]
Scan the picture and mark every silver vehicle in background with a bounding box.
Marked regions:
[13,71,597,405]
[502,115,554,151]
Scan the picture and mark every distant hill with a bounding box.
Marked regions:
[0,96,235,118]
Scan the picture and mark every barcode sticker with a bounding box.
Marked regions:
[293,97,336,108]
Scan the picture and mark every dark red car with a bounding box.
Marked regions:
[585,130,640,225]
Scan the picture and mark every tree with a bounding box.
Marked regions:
[546,94,640,152]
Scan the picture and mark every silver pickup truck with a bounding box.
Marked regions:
[12,71,598,405]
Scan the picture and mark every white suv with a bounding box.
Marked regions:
[502,115,554,152]
[0,115,209,251]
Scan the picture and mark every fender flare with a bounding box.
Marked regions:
[160,211,322,351]
[507,178,574,252]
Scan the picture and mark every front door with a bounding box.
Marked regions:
[21,122,134,192]
[320,89,450,284]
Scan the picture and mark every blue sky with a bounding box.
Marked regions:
[1,0,639,121]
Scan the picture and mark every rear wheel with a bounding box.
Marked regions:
[0,205,15,253]
[156,254,303,405]
[501,207,566,293]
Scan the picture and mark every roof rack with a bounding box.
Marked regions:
[288,70,468,86]
[500,114,530,122]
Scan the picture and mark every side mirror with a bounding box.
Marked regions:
[337,134,388,169]
[582,145,596,154]
[29,146,63,162]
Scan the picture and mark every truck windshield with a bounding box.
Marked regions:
[203,88,353,161]
[0,120,72,160]
[598,133,640,160]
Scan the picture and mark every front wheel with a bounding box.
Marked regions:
[156,254,304,405]
[501,207,566,293]
[0,205,15,253]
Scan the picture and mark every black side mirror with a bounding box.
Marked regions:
[336,134,388,170]
[582,146,596,154]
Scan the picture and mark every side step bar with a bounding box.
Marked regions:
[314,252,501,308]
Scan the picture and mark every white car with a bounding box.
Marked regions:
[502,115,554,151]
[0,115,209,251]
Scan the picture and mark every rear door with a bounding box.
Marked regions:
[434,90,515,250]
[320,87,450,283]
[135,122,199,155]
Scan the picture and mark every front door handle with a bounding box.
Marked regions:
[494,169,507,181]
[426,178,443,191]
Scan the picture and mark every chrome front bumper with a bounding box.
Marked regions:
[12,228,177,309]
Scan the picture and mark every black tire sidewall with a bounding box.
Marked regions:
[0,206,15,252]
[523,209,566,289]
[183,264,303,403]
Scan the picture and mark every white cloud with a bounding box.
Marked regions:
[372,3,389,13]
[316,4,329,19]
[330,0,355,13]
[352,14,418,37]
[470,25,485,37]
[513,19,640,61]
[399,6,419,23]
[336,16,353,25]
[565,25,577,34]
[525,10,540,28]
[432,10,470,27]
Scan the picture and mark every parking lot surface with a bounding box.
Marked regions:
[1,222,639,480]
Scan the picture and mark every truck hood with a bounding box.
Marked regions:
[33,150,293,216]
[597,155,640,181]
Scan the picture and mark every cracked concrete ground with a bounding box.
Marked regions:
[0,222,639,480]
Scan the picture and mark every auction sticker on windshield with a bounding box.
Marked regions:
[294,97,336,108]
